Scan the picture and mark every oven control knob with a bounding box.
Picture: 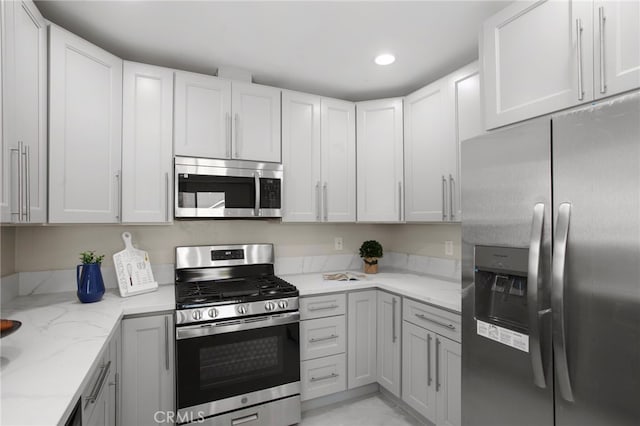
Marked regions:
[207,308,218,318]
[278,300,288,309]
[192,310,203,321]
[237,305,247,315]
[265,301,276,311]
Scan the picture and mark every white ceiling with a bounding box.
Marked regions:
[35,0,508,101]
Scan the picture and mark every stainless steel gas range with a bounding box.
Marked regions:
[174,244,301,426]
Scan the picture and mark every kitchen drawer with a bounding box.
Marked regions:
[300,293,346,320]
[199,395,301,426]
[300,315,346,361]
[403,298,461,343]
[300,353,347,401]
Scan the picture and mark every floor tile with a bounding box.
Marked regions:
[300,394,425,426]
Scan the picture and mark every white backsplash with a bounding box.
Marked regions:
[8,252,460,300]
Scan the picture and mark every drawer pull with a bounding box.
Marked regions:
[415,313,456,330]
[308,304,339,312]
[310,372,339,382]
[309,334,338,343]
[232,413,258,425]
[85,361,111,408]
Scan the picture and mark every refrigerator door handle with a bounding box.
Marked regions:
[527,203,547,389]
[552,202,574,402]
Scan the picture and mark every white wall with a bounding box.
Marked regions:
[11,222,461,272]
[1,226,16,277]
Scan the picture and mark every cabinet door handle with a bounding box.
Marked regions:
[165,172,170,222]
[442,175,447,221]
[315,182,321,221]
[115,171,121,220]
[576,19,584,100]
[164,316,170,371]
[10,143,22,220]
[323,182,328,221]
[398,181,403,221]
[392,298,397,343]
[448,174,454,221]
[234,113,240,158]
[226,112,231,158]
[85,361,111,407]
[310,372,339,382]
[24,144,31,221]
[415,313,456,330]
[308,304,339,312]
[427,334,432,386]
[598,7,607,94]
[309,334,338,343]
[435,337,441,391]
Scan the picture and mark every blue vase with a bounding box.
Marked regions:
[76,263,105,303]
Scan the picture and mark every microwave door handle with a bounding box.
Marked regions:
[254,173,260,217]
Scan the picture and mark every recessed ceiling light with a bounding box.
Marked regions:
[374,53,396,66]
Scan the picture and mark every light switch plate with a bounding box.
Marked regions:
[445,240,454,256]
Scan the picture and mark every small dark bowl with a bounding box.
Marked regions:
[0,320,22,338]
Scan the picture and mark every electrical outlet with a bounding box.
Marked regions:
[334,237,343,251]
[445,241,454,256]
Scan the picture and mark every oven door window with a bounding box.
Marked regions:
[177,174,256,210]
[176,322,300,409]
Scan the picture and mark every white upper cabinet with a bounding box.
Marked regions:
[356,98,404,222]
[282,92,355,222]
[174,75,280,163]
[174,71,231,159]
[282,91,321,221]
[231,81,281,162]
[482,0,593,129]
[594,0,640,99]
[321,98,356,222]
[49,25,123,223]
[1,0,47,223]
[404,79,454,222]
[450,61,484,220]
[122,62,174,223]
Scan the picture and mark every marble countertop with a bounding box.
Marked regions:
[283,270,461,313]
[0,285,175,426]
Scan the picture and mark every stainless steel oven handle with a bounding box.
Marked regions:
[310,373,339,382]
[176,312,300,340]
[232,413,258,426]
[254,172,260,217]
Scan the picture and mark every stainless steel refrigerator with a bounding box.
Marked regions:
[461,91,640,426]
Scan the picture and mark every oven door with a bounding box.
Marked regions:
[175,158,282,218]
[176,313,300,418]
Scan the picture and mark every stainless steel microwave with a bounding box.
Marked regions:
[174,156,282,218]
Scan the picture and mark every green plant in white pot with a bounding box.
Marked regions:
[359,240,383,274]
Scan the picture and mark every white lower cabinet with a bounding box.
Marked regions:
[301,353,347,401]
[83,326,121,426]
[376,291,401,397]
[299,294,347,401]
[347,290,377,388]
[402,299,461,426]
[121,313,175,425]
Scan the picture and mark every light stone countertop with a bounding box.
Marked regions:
[0,270,459,426]
[0,285,175,426]
[283,270,461,314]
